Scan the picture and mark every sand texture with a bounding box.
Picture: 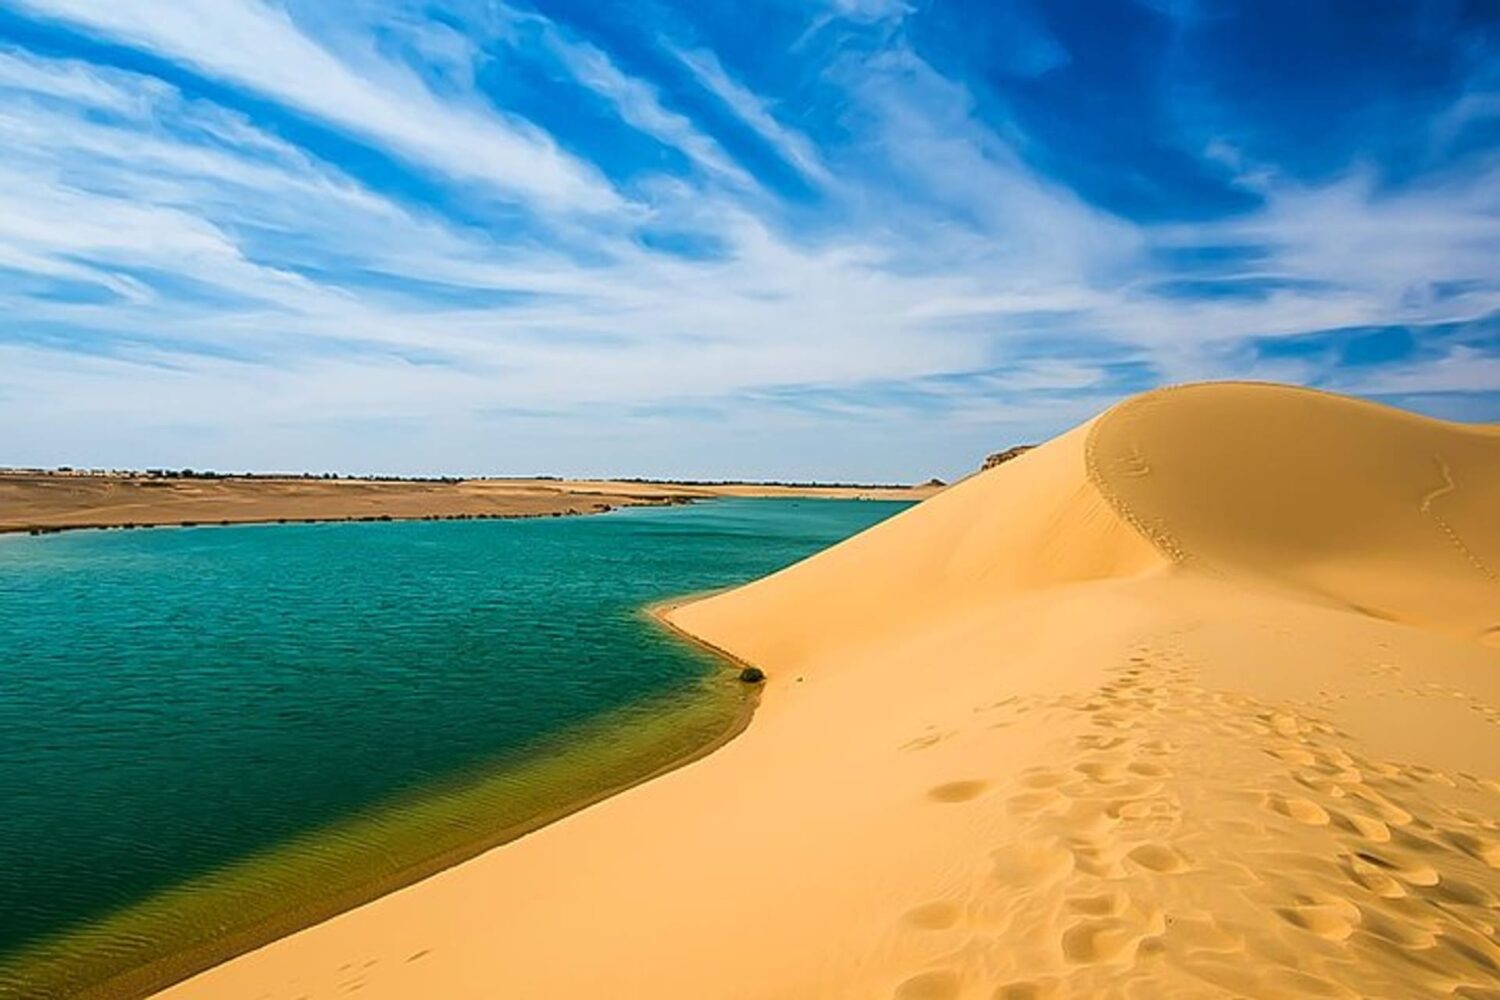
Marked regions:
[148,382,1500,999]
[0,474,935,535]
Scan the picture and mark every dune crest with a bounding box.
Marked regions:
[674,382,1500,659]
[1087,383,1500,640]
[155,383,1500,1000]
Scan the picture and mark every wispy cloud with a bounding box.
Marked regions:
[531,25,756,192]
[9,0,622,211]
[671,46,835,189]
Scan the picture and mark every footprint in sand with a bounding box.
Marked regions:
[1346,786,1414,826]
[1075,760,1128,783]
[1354,906,1441,949]
[1268,746,1319,767]
[1054,799,1122,839]
[1274,896,1361,941]
[891,634,1500,1000]
[1443,828,1500,868]
[1076,734,1130,751]
[1265,792,1331,826]
[1060,916,1159,965]
[1065,889,1126,917]
[893,969,960,999]
[1067,839,1131,879]
[991,980,1057,1000]
[1352,849,1440,887]
[1431,873,1497,907]
[1329,807,1391,843]
[927,779,989,803]
[1127,843,1190,874]
[1019,768,1068,789]
[1109,797,1175,822]
[902,900,961,930]
[1342,854,1407,898]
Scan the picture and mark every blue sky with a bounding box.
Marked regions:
[1,0,1497,480]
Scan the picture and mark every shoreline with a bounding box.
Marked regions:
[0,474,940,537]
[2,505,655,538]
[5,614,761,1000]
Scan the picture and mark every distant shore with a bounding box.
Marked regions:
[0,471,941,536]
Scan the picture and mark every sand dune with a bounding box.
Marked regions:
[1088,384,1500,640]
[153,382,1500,1000]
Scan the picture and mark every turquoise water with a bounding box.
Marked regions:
[0,498,906,994]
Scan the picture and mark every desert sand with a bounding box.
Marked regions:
[0,473,935,535]
[148,382,1500,999]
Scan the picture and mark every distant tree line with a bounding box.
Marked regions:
[130,469,469,483]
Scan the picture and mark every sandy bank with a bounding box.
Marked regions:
[0,474,938,535]
[153,382,1500,999]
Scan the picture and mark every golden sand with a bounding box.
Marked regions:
[151,382,1500,999]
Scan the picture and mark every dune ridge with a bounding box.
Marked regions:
[674,382,1500,656]
[154,382,1500,1000]
[1084,383,1500,639]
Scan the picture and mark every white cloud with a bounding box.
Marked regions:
[527,27,757,192]
[672,47,834,188]
[1324,347,1500,397]
[833,45,1139,277]
[10,0,622,212]
[1,10,1497,478]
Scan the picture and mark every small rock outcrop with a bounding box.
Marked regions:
[738,667,766,684]
[982,445,1036,471]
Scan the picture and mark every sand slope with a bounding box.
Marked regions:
[155,382,1500,1000]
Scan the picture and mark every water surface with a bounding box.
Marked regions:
[0,498,907,996]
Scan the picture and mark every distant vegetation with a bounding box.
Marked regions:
[4,467,469,484]
[981,445,1036,471]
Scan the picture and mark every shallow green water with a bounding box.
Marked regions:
[0,498,906,996]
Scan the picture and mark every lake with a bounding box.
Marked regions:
[0,497,908,998]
